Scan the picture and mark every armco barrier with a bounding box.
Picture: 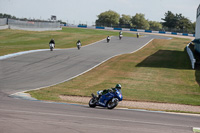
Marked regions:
[0,25,8,30]
[0,18,7,26]
[96,26,105,29]
[182,33,188,36]
[114,28,122,30]
[8,19,61,31]
[171,32,177,35]
[159,31,166,34]
[65,25,195,37]
[0,18,61,31]
[186,43,196,69]
[145,30,152,33]
[78,25,87,28]
[130,29,137,31]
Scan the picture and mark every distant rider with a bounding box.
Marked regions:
[97,84,122,99]
[119,31,123,40]
[76,40,81,50]
[137,32,140,38]
[107,36,110,43]
[49,39,55,47]
[119,31,123,36]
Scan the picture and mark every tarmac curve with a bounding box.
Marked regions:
[0,35,199,133]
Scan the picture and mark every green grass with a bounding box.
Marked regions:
[28,37,200,106]
[0,27,135,56]
[193,127,200,133]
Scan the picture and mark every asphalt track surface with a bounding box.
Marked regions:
[0,35,199,133]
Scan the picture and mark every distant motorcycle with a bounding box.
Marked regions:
[119,34,123,40]
[137,33,140,38]
[89,88,123,109]
[49,43,55,51]
[77,42,81,50]
[107,36,110,43]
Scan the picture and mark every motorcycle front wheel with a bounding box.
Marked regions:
[89,98,97,108]
[107,98,118,109]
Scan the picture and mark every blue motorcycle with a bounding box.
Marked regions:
[89,88,123,109]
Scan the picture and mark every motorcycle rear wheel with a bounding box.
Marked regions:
[89,98,97,108]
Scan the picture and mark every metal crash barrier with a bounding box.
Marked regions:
[0,18,61,31]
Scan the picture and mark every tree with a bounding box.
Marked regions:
[162,11,193,33]
[162,11,178,29]
[119,14,131,28]
[96,10,120,27]
[176,14,192,32]
[191,22,196,34]
[148,21,162,31]
[0,13,16,19]
[131,13,149,29]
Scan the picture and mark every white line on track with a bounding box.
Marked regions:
[0,49,49,60]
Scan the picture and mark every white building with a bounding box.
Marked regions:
[194,4,200,53]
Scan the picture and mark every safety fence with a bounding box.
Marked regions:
[0,18,8,29]
[0,18,7,25]
[65,24,195,37]
[186,42,196,69]
[0,18,61,31]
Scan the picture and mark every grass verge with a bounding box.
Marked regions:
[28,37,200,106]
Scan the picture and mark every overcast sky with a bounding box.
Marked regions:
[0,0,199,25]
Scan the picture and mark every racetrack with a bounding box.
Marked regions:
[0,35,199,133]
[1,36,155,94]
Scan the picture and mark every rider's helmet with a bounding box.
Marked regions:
[115,84,121,89]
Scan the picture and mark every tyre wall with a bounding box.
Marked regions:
[64,24,195,37]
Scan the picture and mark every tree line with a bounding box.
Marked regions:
[95,10,195,34]
[0,13,47,22]
[0,13,17,19]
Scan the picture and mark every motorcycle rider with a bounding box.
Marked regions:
[119,31,123,36]
[97,84,122,99]
[119,31,123,39]
[107,36,110,43]
[137,32,140,38]
[49,39,55,48]
[76,40,81,50]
